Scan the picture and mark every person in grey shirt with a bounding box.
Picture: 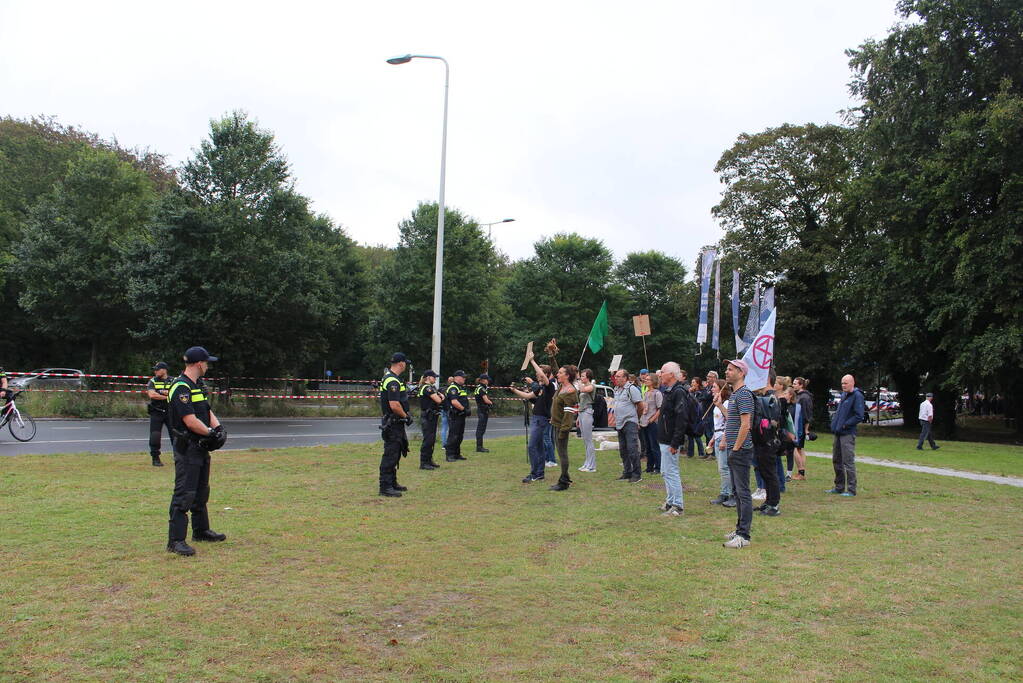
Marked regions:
[612,368,645,483]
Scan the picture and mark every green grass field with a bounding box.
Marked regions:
[810,435,1023,478]
[2,437,1021,682]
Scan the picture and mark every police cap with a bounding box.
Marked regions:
[184,346,218,363]
[478,373,492,381]
[153,361,169,371]
[421,369,438,378]
[453,370,466,378]
[390,352,409,364]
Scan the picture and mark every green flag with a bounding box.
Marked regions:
[586,301,609,353]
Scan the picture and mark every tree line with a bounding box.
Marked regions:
[0,0,1019,437]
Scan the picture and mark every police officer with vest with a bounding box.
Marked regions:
[380,352,413,497]
[444,370,470,461]
[146,361,174,467]
[417,369,444,470]
[166,346,228,557]
[474,373,495,453]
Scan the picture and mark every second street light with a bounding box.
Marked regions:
[387,53,449,382]
[480,217,515,239]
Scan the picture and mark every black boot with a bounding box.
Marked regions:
[476,441,489,453]
[420,462,438,470]
[393,483,408,491]
[193,529,227,542]
[151,457,163,467]
[379,487,403,497]
[167,540,195,556]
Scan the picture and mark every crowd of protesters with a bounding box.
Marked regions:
[500,353,874,549]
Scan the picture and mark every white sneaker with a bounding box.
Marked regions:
[724,530,738,540]
[545,461,557,468]
[752,488,767,501]
[662,506,683,517]
[578,466,589,472]
[723,535,750,548]
[659,502,671,512]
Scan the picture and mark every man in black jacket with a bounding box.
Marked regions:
[656,362,692,516]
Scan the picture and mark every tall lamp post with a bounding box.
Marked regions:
[480,217,515,239]
[387,53,449,381]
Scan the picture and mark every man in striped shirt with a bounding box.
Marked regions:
[723,359,755,549]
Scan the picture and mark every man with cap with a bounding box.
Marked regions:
[417,370,444,470]
[444,371,470,461]
[916,392,940,451]
[474,373,495,453]
[166,346,228,556]
[146,361,174,467]
[723,358,755,548]
[379,353,413,496]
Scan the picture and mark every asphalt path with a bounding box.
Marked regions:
[0,417,532,456]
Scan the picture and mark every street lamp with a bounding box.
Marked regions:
[387,53,449,382]
[480,218,515,239]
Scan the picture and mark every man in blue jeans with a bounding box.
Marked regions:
[828,374,865,497]
[723,359,755,549]
[510,358,556,483]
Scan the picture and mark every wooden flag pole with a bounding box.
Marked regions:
[641,335,649,370]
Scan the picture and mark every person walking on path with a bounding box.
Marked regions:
[549,366,580,491]
[577,369,598,472]
[723,359,755,548]
[828,374,865,497]
[917,393,940,451]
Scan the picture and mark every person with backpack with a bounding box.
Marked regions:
[576,369,598,473]
[828,374,865,497]
[656,361,692,516]
[612,368,645,483]
[723,359,755,548]
[751,370,783,516]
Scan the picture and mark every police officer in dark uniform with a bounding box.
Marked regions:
[417,369,444,470]
[474,373,495,453]
[444,370,470,461]
[380,352,413,497]
[146,361,174,467]
[166,346,228,557]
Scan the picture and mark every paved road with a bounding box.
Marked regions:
[0,417,531,456]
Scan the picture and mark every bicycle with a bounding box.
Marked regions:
[0,391,37,441]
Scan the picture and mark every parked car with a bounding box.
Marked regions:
[9,368,85,390]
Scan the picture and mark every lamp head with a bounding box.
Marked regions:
[386,54,413,65]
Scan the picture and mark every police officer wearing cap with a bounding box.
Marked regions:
[380,352,413,497]
[417,370,444,470]
[444,370,470,461]
[474,373,495,453]
[146,361,174,467]
[165,346,228,556]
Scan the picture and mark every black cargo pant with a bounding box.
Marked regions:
[168,438,211,543]
[149,408,174,459]
[475,408,490,449]
[379,422,407,490]
[419,411,439,465]
[754,443,781,507]
[445,411,466,458]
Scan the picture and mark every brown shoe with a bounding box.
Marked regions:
[792,473,806,480]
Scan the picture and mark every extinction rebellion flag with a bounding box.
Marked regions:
[740,307,776,391]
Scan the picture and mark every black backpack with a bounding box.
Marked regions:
[752,394,781,447]
[593,394,609,428]
[681,389,702,437]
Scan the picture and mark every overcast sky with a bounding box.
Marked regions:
[1,0,902,265]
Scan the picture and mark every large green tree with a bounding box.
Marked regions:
[712,123,853,427]
[13,146,156,370]
[364,203,506,379]
[841,0,1023,435]
[127,113,366,377]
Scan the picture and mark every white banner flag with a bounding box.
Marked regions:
[740,308,776,391]
[696,250,716,343]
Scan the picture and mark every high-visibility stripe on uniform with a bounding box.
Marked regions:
[382,376,406,392]
[167,381,207,403]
